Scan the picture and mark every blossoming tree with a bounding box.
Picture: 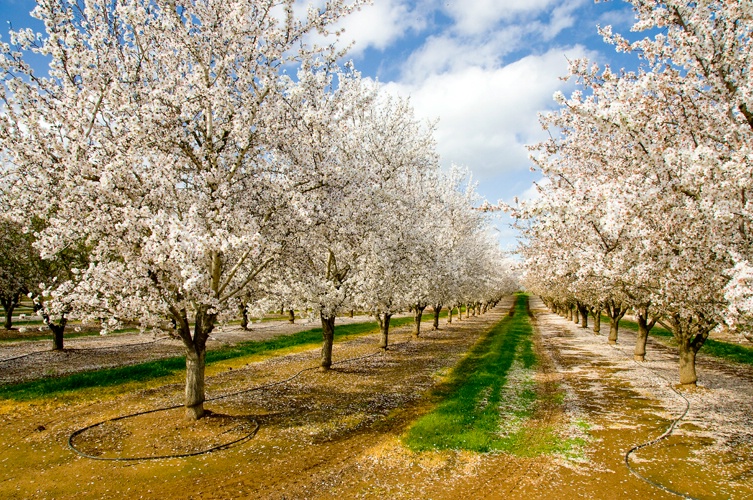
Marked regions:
[0,0,364,419]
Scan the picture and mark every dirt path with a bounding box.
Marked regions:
[0,297,751,499]
[529,297,753,499]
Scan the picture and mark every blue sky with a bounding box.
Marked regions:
[0,0,639,250]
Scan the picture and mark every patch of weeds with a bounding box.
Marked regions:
[557,418,592,462]
[403,294,544,454]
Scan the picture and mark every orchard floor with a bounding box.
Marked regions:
[0,297,751,499]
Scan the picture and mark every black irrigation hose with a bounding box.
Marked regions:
[68,404,260,461]
[608,342,698,500]
[68,334,415,461]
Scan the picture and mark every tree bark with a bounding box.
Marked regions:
[608,318,619,344]
[172,304,214,421]
[240,303,249,330]
[634,311,656,362]
[592,308,601,335]
[185,348,206,420]
[3,304,14,330]
[578,304,589,328]
[50,321,66,351]
[413,304,426,338]
[320,313,336,371]
[665,314,712,386]
[432,304,441,330]
[447,305,453,324]
[573,307,580,324]
[377,312,391,349]
[1,294,19,329]
[604,301,627,344]
[288,309,295,324]
[678,341,698,386]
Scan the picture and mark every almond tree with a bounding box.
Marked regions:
[0,217,37,330]
[0,0,364,419]
[518,0,752,385]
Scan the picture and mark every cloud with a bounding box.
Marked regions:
[443,0,559,35]
[332,0,428,56]
[383,45,593,180]
[399,27,525,82]
[295,0,431,57]
[519,177,550,203]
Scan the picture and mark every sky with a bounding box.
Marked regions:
[0,0,640,251]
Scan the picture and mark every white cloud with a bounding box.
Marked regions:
[399,27,525,82]
[383,45,593,180]
[519,177,550,203]
[295,0,431,57]
[443,0,558,35]
[333,0,428,56]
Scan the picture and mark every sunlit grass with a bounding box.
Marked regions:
[403,294,567,454]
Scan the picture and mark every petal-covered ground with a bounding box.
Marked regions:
[0,296,750,499]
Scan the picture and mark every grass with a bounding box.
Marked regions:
[403,294,570,454]
[0,315,420,401]
[615,318,753,367]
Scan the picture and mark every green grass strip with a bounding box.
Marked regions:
[403,294,537,453]
[615,318,753,367]
[0,315,419,401]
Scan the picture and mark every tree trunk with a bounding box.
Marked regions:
[573,307,580,324]
[458,306,463,320]
[634,312,656,362]
[665,314,711,386]
[349,310,354,318]
[608,318,619,344]
[678,341,698,386]
[240,303,249,330]
[320,313,336,371]
[605,302,627,345]
[378,312,391,349]
[567,307,573,321]
[1,295,18,329]
[413,304,426,338]
[432,304,441,330]
[447,306,453,324]
[50,322,66,351]
[578,304,589,328]
[288,309,295,324]
[592,309,601,335]
[181,306,215,420]
[3,304,14,330]
[185,347,206,420]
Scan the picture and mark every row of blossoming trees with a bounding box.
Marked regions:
[0,0,517,419]
[508,0,753,387]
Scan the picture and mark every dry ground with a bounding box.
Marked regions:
[0,297,751,499]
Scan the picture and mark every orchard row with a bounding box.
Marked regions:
[507,0,753,386]
[0,0,517,419]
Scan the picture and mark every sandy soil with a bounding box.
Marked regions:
[0,297,751,499]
